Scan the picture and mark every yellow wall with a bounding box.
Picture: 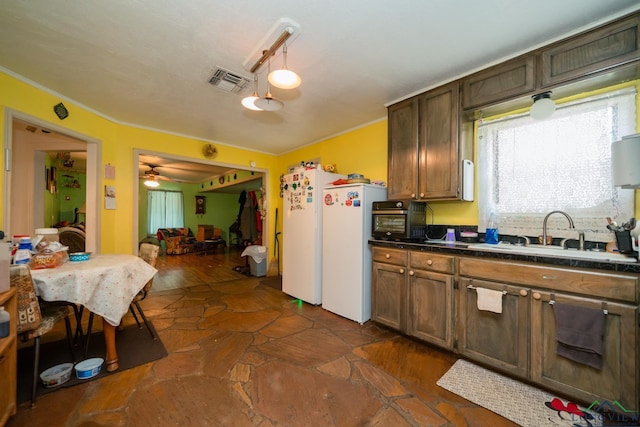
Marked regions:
[0,71,277,255]
[2,69,638,260]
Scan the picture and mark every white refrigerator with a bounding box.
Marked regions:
[321,183,387,323]
[282,168,346,304]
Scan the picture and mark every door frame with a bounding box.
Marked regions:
[3,108,101,253]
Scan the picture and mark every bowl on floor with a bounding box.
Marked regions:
[75,358,104,379]
[40,363,74,388]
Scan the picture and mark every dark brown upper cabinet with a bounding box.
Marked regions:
[462,55,536,110]
[540,13,640,87]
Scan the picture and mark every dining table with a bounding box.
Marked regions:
[30,253,158,372]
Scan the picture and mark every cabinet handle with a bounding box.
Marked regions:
[542,275,556,280]
[532,292,541,300]
[385,254,391,259]
[409,270,415,276]
[419,193,425,198]
[519,289,528,297]
[427,259,433,266]
[410,193,416,198]
[399,268,405,274]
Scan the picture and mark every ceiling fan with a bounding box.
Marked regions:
[143,164,160,188]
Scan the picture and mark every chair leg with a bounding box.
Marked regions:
[64,317,75,363]
[71,304,85,349]
[84,312,94,359]
[132,301,156,340]
[129,305,142,328]
[31,337,40,407]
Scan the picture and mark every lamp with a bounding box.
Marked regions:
[253,55,284,111]
[530,92,556,120]
[241,74,263,111]
[144,175,160,188]
[241,26,297,111]
[143,165,160,188]
[268,42,301,89]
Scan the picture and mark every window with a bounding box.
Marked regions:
[147,190,184,234]
[478,86,636,242]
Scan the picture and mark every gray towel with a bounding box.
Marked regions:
[552,302,605,369]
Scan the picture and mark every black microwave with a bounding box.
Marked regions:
[372,200,427,241]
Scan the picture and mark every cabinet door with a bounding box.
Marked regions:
[418,82,460,200]
[457,278,529,379]
[387,96,419,200]
[531,291,638,409]
[371,262,407,331]
[462,55,536,110]
[407,269,454,349]
[541,14,640,87]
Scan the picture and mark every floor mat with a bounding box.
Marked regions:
[437,359,606,427]
[18,321,167,404]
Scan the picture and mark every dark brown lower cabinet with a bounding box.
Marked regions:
[457,278,529,379]
[371,245,640,411]
[531,290,638,410]
[407,269,454,349]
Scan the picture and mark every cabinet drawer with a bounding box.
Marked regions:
[372,247,407,266]
[458,257,638,303]
[410,251,454,274]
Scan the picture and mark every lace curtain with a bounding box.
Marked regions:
[477,86,636,242]
[147,190,184,234]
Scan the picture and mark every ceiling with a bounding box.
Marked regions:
[2,1,640,156]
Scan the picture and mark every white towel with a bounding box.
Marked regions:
[476,287,503,314]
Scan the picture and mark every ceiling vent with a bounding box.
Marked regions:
[208,67,251,94]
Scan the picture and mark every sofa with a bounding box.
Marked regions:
[156,228,196,255]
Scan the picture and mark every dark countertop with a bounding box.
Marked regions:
[369,239,640,274]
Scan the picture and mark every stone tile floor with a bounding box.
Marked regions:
[8,269,517,426]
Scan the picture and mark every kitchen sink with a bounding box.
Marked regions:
[468,242,636,262]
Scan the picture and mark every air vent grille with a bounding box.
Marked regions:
[208,67,251,94]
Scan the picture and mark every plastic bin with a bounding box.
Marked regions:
[241,246,267,277]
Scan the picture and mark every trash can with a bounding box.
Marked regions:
[241,245,267,277]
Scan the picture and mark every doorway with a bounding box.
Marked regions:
[132,149,268,255]
[3,109,100,252]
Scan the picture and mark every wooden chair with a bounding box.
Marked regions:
[84,244,159,356]
[130,243,160,338]
[11,265,75,407]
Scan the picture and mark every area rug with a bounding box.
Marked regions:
[437,359,605,427]
[17,321,168,404]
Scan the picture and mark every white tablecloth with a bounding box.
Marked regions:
[31,254,158,326]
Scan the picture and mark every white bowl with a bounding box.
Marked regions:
[40,363,73,388]
[75,358,104,379]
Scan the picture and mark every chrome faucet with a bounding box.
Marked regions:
[542,210,574,246]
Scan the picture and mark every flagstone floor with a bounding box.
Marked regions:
[8,251,517,426]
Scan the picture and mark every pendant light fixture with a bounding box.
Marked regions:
[241,74,263,111]
[253,55,284,111]
[241,22,300,112]
[268,42,301,89]
[530,92,556,120]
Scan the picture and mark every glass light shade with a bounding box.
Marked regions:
[241,92,263,111]
[268,69,301,89]
[530,95,556,120]
[254,95,284,111]
[144,176,160,188]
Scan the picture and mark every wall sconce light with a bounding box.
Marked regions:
[268,43,301,89]
[530,92,556,120]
